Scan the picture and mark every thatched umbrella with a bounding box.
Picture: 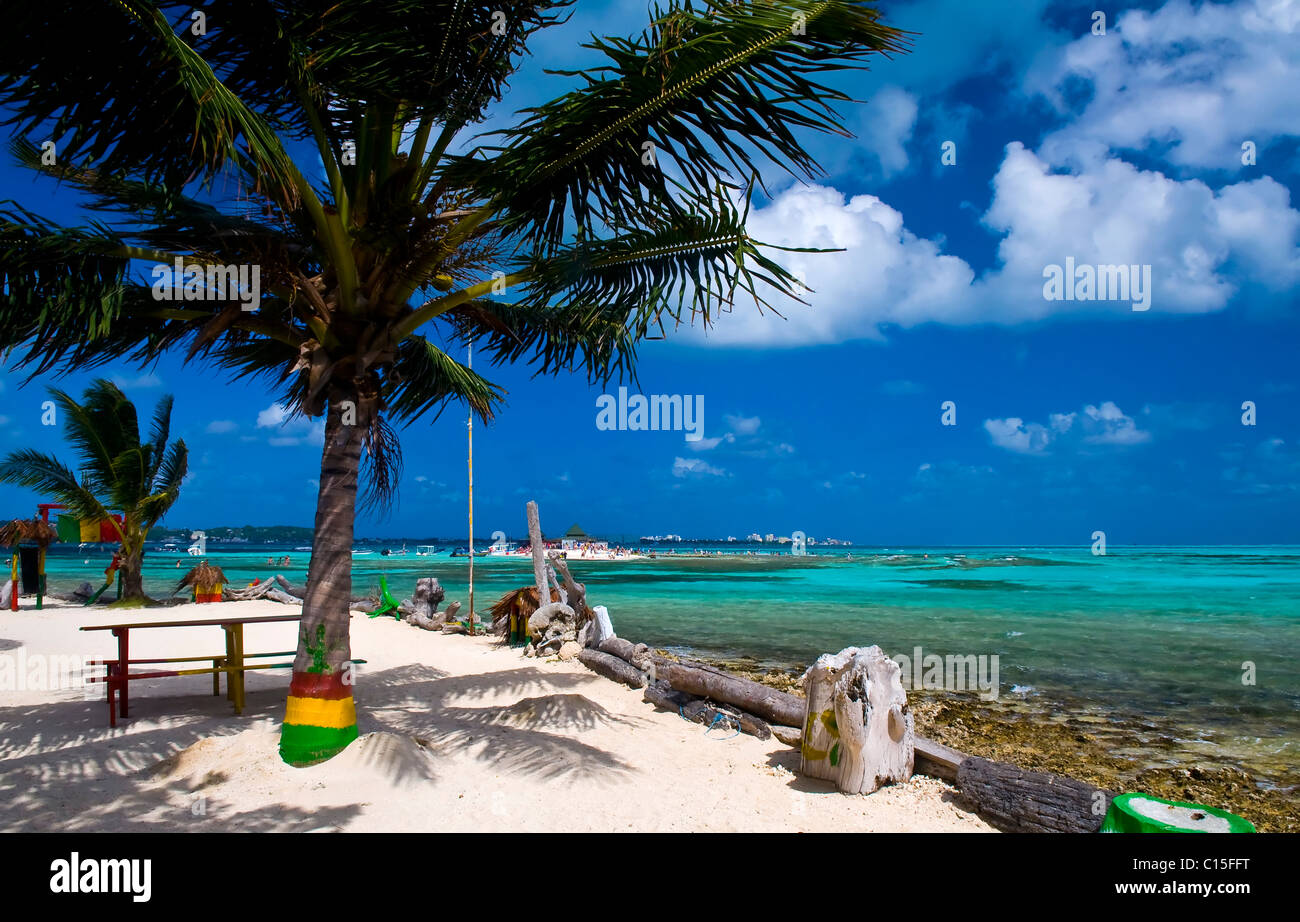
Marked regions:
[489,585,560,645]
[177,561,227,603]
[0,517,59,610]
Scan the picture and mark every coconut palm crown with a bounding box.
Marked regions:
[0,1,906,762]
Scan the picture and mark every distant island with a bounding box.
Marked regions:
[143,526,855,547]
[147,525,316,544]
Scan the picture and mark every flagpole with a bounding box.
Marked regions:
[467,338,476,635]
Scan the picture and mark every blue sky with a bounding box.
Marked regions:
[2,0,1298,544]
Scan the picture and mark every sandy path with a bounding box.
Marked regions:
[0,599,993,832]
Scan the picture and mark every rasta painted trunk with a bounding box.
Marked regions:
[281,669,358,766]
[280,396,364,767]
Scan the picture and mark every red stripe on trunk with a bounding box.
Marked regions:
[289,670,353,699]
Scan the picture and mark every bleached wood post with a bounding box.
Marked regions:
[527,501,547,606]
[800,647,859,781]
[799,646,913,793]
[833,646,913,794]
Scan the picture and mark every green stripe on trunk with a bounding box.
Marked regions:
[279,722,358,767]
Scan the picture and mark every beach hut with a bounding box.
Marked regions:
[560,523,608,553]
[0,517,59,610]
[177,561,227,603]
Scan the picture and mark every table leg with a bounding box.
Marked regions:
[231,623,246,714]
[115,627,129,719]
[106,662,117,728]
[223,627,235,701]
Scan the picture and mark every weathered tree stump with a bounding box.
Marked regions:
[957,756,1114,833]
[800,646,913,794]
[404,577,452,630]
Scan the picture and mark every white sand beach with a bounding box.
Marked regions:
[0,599,993,832]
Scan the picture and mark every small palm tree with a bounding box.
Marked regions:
[0,1,906,762]
[0,380,188,604]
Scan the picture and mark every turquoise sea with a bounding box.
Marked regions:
[37,542,1300,782]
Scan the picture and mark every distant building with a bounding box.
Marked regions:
[561,523,608,552]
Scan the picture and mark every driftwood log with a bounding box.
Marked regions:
[643,682,772,740]
[576,648,647,688]
[653,659,804,727]
[957,756,1113,833]
[274,575,306,597]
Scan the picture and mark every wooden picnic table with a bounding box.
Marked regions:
[81,614,302,726]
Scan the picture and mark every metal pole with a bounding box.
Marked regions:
[467,339,475,635]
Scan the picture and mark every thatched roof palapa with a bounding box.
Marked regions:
[488,585,561,622]
[176,560,227,592]
[0,517,59,548]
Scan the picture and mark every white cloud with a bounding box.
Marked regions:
[1029,0,1300,172]
[980,143,1300,318]
[984,418,1055,455]
[1081,401,1151,446]
[256,403,324,447]
[856,86,917,178]
[672,457,727,478]
[695,141,1299,346]
[256,404,290,428]
[723,414,761,436]
[205,420,238,434]
[689,433,735,452]
[985,401,1149,455]
[697,183,975,345]
[111,373,163,389]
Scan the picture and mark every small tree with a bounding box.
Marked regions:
[0,379,188,604]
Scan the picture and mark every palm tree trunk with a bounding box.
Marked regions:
[118,542,146,602]
[279,392,366,767]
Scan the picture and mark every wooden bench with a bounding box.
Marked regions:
[81,614,360,727]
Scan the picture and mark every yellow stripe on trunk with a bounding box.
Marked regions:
[284,695,357,729]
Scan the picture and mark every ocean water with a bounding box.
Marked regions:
[35,543,1300,779]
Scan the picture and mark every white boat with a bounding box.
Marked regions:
[414,545,439,556]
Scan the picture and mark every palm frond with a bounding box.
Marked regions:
[456,0,909,247]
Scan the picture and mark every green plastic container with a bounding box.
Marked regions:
[1101,793,1255,833]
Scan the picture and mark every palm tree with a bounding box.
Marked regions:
[0,1,906,763]
[0,380,188,604]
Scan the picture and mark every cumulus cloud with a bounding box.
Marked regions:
[694,139,1299,346]
[985,402,1149,455]
[256,403,324,447]
[111,373,163,389]
[855,86,917,178]
[672,456,727,478]
[1029,0,1300,172]
[723,414,761,436]
[205,419,238,434]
